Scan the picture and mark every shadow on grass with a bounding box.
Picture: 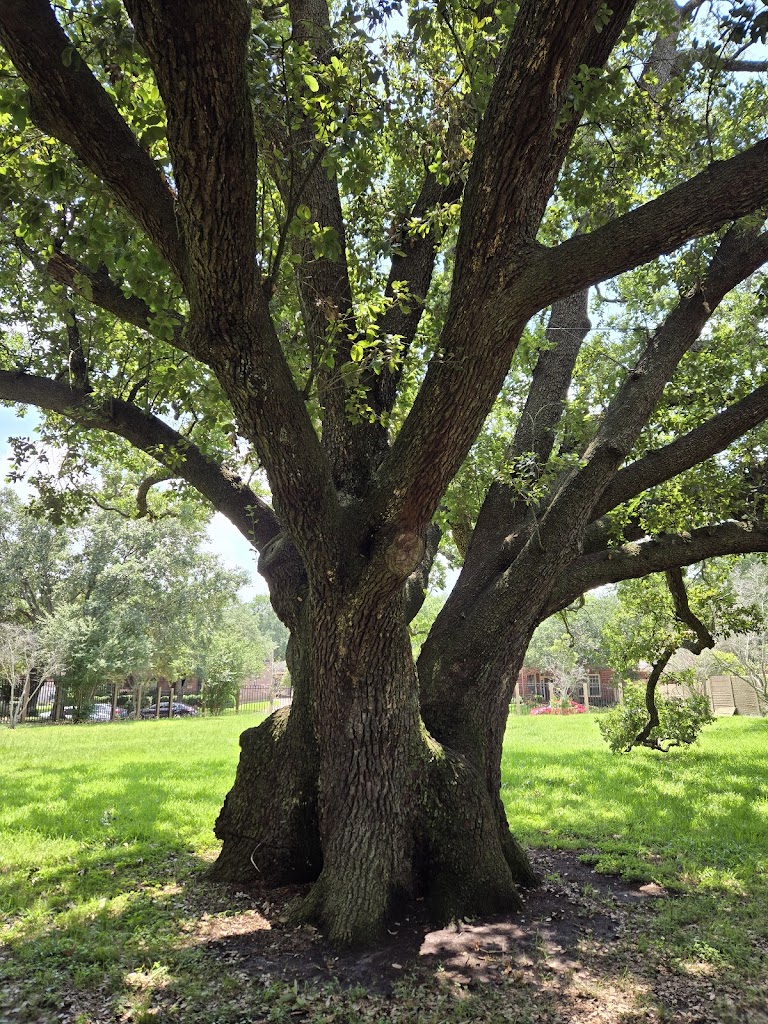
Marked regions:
[2,716,767,1023]
[6,847,765,1024]
[0,757,233,919]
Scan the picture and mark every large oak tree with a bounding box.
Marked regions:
[1,0,768,943]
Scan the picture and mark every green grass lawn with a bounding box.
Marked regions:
[502,714,768,890]
[1,714,767,1023]
[502,714,768,993]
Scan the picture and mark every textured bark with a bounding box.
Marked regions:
[211,622,321,884]
[214,574,535,945]
[298,583,424,943]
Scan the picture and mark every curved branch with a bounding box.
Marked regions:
[633,649,674,749]
[528,142,768,310]
[633,566,714,749]
[666,565,715,653]
[370,174,465,415]
[136,471,174,518]
[529,223,768,551]
[0,370,282,552]
[592,381,768,521]
[0,0,186,278]
[44,249,196,358]
[550,520,768,609]
[122,1,339,567]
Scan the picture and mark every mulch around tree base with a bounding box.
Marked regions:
[191,849,765,1023]
[199,848,669,991]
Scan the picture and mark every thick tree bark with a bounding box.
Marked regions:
[210,613,321,885]
[212,572,535,944]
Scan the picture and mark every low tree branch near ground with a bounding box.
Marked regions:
[632,567,715,750]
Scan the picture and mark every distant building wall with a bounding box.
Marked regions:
[658,675,765,716]
[516,666,620,707]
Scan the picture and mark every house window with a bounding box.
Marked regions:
[589,673,601,697]
[528,675,549,699]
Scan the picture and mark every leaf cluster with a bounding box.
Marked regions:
[598,681,715,753]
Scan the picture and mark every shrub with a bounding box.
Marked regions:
[599,683,715,753]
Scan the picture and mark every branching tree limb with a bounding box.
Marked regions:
[0,370,281,551]
[374,138,768,541]
[44,250,194,357]
[0,0,186,278]
[591,381,768,522]
[524,222,768,558]
[530,147,768,310]
[550,521,768,609]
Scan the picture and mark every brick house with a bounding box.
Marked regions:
[516,666,621,707]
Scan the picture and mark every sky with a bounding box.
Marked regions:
[0,404,269,598]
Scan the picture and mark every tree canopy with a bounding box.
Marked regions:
[1,0,768,945]
[0,489,273,710]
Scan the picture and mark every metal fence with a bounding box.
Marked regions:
[0,677,293,725]
[234,680,293,713]
[511,691,621,714]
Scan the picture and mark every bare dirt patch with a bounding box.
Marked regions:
[195,849,662,989]
[187,849,766,1023]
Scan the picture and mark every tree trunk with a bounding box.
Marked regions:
[419,627,541,890]
[210,613,321,885]
[211,579,536,945]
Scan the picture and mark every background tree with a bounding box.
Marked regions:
[193,602,276,714]
[600,562,758,747]
[0,489,67,625]
[1,1,768,942]
[0,621,61,727]
[525,593,617,667]
[248,595,290,662]
[0,490,253,716]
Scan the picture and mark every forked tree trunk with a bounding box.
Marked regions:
[211,579,537,945]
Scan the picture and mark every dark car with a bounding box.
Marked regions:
[140,701,199,719]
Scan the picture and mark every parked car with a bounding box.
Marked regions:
[87,703,129,721]
[39,703,128,722]
[140,701,199,719]
[530,700,587,715]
